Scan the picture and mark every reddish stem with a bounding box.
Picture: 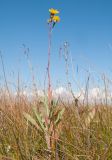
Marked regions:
[48,23,52,104]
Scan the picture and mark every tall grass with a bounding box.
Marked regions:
[1,88,112,159]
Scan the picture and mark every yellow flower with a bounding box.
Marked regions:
[49,8,59,15]
[52,16,60,22]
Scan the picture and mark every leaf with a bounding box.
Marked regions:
[51,99,58,107]
[49,108,54,119]
[32,107,46,131]
[55,108,65,125]
[49,100,58,119]
[53,22,56,28]
[41,96,49,116]
[23,112,42,131]
[44,97,50,116]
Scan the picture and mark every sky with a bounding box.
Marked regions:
[0,0,112,90]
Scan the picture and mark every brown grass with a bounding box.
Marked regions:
[0,90,112,160]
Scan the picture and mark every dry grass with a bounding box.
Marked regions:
[0,91,112,160]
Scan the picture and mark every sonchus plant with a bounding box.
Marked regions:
[47,8,60,104]
[24,98,65,154]
[24,9,63,157]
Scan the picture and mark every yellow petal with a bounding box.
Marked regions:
[49,8,59,15]
[52,16,60,22]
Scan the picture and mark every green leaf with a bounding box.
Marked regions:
[41,96,49,116]
[51,99,58,107]
[55,108,65,125]
[32,107,46,131]
[23,112,42,131]
[44,97,50,116]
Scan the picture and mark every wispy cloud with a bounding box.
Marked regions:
[11,86,112,104]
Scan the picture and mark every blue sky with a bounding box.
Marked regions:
[0,0,112,90]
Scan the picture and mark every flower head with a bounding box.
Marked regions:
[52,16,60,22]
[49,8,59,15]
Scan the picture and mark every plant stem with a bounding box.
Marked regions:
[48,23,52,105]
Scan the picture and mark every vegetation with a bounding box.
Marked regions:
[0,91,112,160]
[1,8,112,160]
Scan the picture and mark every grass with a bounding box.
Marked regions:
[1,91,112,160]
